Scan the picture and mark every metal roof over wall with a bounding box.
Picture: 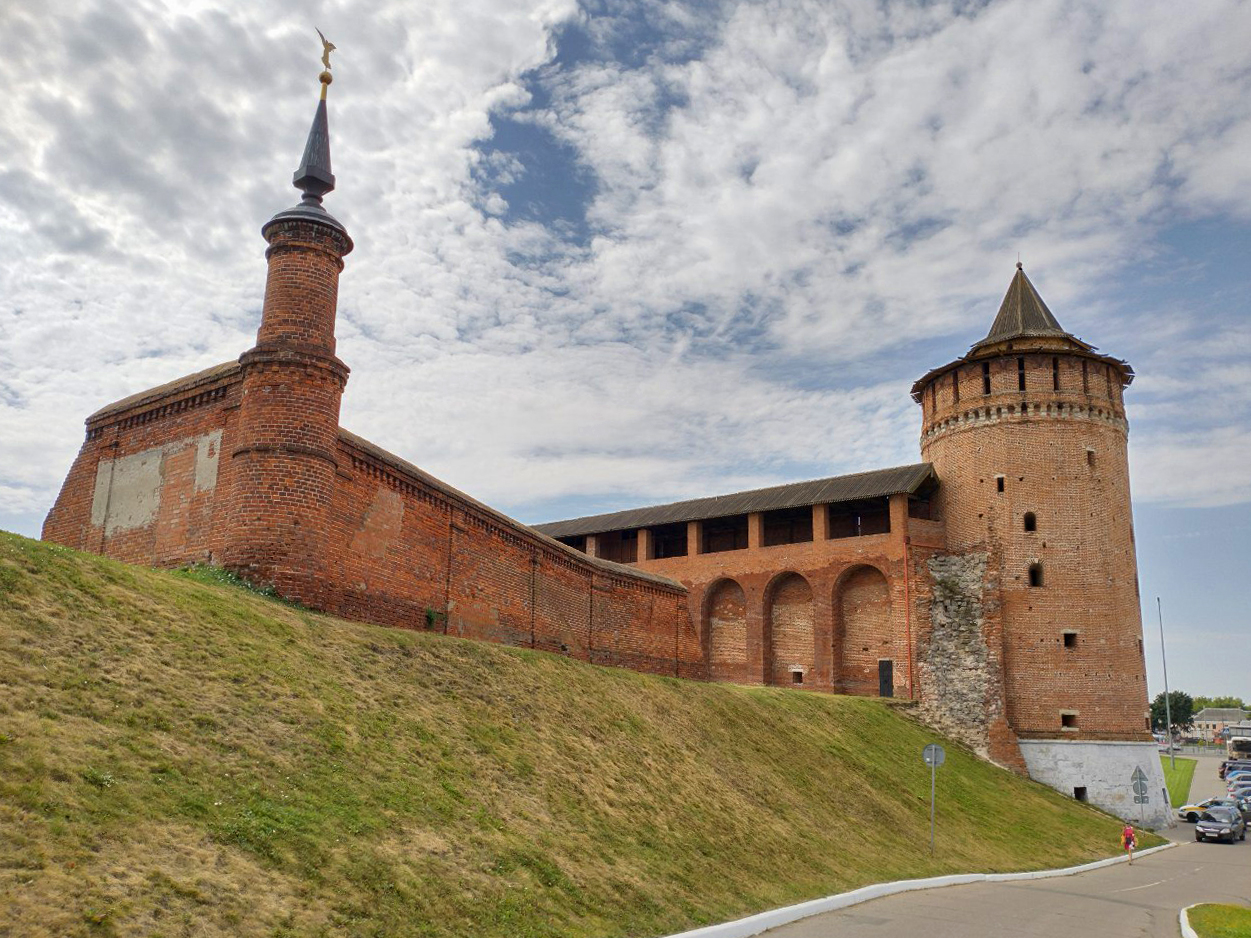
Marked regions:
[532,463,937,540]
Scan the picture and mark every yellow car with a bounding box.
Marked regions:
[1179,797,1236,822]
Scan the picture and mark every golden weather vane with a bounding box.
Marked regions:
[316,27,336,70]
[315,28,337,98]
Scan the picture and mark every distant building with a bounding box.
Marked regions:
[1193,708,1249,742]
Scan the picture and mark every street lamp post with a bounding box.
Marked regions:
[1158,597,1174,772]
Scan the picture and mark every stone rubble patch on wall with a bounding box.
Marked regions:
[920,553,992,756]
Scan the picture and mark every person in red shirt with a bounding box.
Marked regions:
[1121,824,1137,864]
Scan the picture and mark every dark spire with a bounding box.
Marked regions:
[971,263,1067,351]
[293,96,335,204]
[264,47,350,247]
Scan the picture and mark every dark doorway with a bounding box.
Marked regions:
[878,659,894,698]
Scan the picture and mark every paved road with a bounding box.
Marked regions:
[766,754,1249,938]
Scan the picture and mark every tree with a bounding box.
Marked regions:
[1151,690,1195,733]
[1193,696,1246,712]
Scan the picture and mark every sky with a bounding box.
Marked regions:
[1,0,1248,701]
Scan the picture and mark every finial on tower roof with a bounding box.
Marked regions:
[316,27,336,99]
[265,29,350,244]
[293,29,337,207]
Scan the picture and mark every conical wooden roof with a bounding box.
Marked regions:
[972,263,1068,350]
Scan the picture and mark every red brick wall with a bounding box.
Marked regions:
[303,433,698,677]
[42,365,241,567]
[633,510,926,696]
[917,342,1149,742]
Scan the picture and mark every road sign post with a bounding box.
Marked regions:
[923,744,946,856]
[1131,766,1149,825]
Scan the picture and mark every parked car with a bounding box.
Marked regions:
[1220,760,1251,779]
[1180,797,1238,822]
[1195,807,1247,843]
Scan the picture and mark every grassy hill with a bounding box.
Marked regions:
[0,532,1146,937]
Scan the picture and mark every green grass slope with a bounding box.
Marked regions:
[0,532,1143,938]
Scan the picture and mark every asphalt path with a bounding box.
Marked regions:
[765,754,1249,938]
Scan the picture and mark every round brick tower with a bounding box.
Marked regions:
[912,265,1169,826]
[221,68,353,606]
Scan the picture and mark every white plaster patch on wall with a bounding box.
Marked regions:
[95,449,164,535]
[91,431,222,535]
[90,460,114,528]
[1019,739,1173,829]
[194,430,222,492]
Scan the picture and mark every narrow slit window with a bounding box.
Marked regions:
[982,361,991,395]
[996,476,1005,493]
[1017,357,1026,391]
[952,369,959,403]
[1081,360,1089,393]
[1086,448,1096,468]
[1105,365,1114,398]
[1052,356,1060,391]
[1028,563,1043,587]
[1023,511,1036,532]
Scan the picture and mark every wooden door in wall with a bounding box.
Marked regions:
[878,659,894,698]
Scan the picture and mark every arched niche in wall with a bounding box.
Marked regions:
[705,578,748,683]
[764,571,814,687]
[835,565,893,696]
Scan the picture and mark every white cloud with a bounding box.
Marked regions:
[2,0,1250,538]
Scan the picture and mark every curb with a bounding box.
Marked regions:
[1179,904,1199,938]
[662,843,1177,938]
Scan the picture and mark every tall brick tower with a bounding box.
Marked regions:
[220,64,353,605]
[911,265,1169,826]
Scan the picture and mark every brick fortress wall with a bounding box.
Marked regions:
[42,379,697,677]
[42,192,696,680]
[627,494,947,699]
[43,363,242,568]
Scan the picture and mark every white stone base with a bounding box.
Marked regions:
[1018,739,1174,829]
